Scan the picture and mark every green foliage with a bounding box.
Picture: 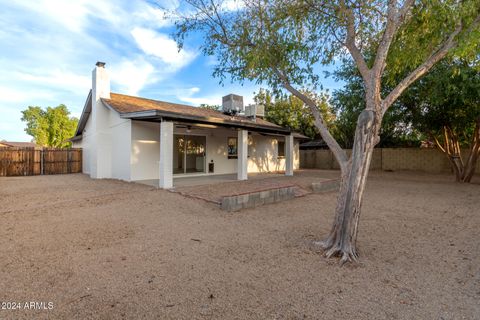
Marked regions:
[332,59,480,148]
[386,0,480,84]
[399,59,480,146]
[199,103,221,111]
[21,104,78,148]
[254,88,335,139]
[332,62,422,148]
[175,1,480,93]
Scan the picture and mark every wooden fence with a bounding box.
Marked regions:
[0,147,82,177]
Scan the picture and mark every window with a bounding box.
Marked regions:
[227,137,237,159]
[277,140,285,158]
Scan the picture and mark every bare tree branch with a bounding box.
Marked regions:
[342,4,371,82]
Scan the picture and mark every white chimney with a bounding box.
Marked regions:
[92,61,110,100]
[90,61,112,179]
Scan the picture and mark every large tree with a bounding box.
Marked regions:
[174,0,480,263]
[21,105,78,148]
[400,60,480,182]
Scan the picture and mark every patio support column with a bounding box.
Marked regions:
[237,129,248,180]
[159,121,173,189]
[285,134,294,176]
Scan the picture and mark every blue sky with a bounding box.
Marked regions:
[0,0,343,142]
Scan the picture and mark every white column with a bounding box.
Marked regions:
[285,134,294,176]
[159,121,174,189]
[237,129,248,180]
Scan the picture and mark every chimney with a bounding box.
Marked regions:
[90,61,112,179]
[92,61,110,100]
[222,94,243,115]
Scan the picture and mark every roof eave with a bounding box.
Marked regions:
[116,109,292,135]
[69,135,83,142]
[72,90,92,138]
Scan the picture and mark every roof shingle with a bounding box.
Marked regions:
[102,93,285,131]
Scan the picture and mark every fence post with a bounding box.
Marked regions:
[41,149,44,175]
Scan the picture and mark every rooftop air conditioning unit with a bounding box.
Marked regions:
[222,94,244,115]
[245,104,265,119]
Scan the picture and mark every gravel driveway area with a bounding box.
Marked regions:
[0,170,479,319]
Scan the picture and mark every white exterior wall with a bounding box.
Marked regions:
[131,121,161,181]
[247,134,300,173]
[110,111,132,181]
[72,113,93,174]
[75,102,132,180]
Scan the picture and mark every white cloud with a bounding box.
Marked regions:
[221,0,245,11]
[131,27,197,71]
[10,0,122,33]
[14,70,90,94]
[0,87,55,104]
[110,58,156,96]
[132,3,174,29]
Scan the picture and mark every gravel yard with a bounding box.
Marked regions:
[0,170,479,319]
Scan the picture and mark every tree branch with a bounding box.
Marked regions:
[381,16,479,114]
[372,0,414,79]
[342,4,371,83]
[272,68,349,170]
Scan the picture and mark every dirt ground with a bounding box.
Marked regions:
[0,170,479,319]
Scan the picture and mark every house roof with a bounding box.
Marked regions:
[0,141,40,148]
[73,92,298,140]
[103,93,288,132]
[299,139,328,149]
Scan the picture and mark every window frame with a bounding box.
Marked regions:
[227,137,238,159]
[277,140,285,158]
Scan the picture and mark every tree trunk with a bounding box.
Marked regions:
[434,122,480,183]
[318,110,378,264]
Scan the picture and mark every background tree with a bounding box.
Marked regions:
[254,88,335,139]
[175,0,480,263]
[199,103,221,111]
[399,60,480,182]
[331,62,421,148]
[21,104,78,148]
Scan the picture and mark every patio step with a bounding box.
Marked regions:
[220,185,306,212]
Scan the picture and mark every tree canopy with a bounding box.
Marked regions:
[331,62,421,148]
[21,104,78,148]
[253,88,335,139]
[199,103,221,111]
[399,59,480,181]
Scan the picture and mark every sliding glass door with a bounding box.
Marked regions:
[173,134,206,174]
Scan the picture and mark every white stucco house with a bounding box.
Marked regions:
[71,62,304,188]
